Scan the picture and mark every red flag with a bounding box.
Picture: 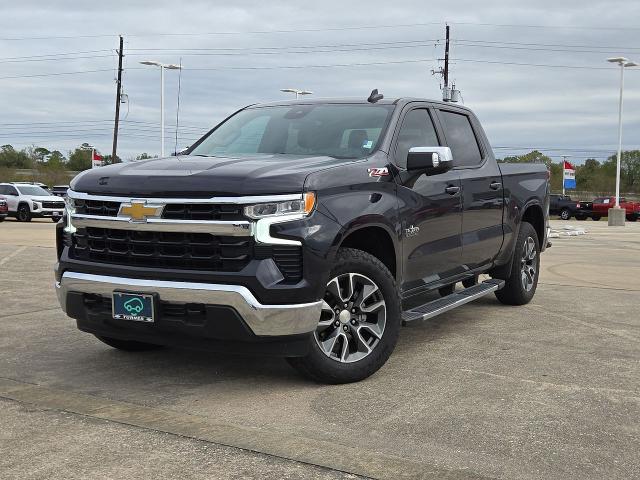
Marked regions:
[92,151,103,161]
[563,160,574,170]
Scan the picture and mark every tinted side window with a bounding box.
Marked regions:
[394,109,439,168]
[439,110,483,167]
[0,186,6,195]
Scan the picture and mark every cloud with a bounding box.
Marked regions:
[1,0,639,162]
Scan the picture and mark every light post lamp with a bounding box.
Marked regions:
[606,56,638,226]
[280,88,313,99]
[140,61,182,157]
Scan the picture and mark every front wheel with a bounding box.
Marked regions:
[626,215,638,222]
[287,248,401,384]
[494,222,540,306]
[592,216,601,221]
[16,205,31,222]
[52,216,61,223]
[560,208,571,220]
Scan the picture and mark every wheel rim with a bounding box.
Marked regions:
[520,237,537,292]
[561,210,569,220]
[18,208,27,221]
[314,273,386,363]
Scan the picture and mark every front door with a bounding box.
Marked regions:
[393,107,463,295]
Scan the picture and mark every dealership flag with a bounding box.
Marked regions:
[91,150,103,169]
[563,160,576,189]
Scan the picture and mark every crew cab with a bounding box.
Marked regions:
[581,196,640,222]
[549,194,582,220]
[55,95,549,383]
[0,182,66,222]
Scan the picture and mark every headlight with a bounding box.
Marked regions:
[244,192,316,219]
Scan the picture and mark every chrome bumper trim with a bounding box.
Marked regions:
[71,214,252,236]
[56,272,321,337]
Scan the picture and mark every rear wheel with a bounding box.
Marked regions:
[626,215,638,222]
[494,222,540,306]
[287,248,401,384]
[94,335,163,351]
[560,208,571,220]
[16,204,31,222]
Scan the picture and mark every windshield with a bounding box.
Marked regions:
[16,185,51,196]
[190,104,394,159]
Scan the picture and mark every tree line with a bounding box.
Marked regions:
[0,143,155,185]
[497,150,640,194]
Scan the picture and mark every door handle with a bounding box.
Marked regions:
[490,181,502,190]
[445,185,460,195]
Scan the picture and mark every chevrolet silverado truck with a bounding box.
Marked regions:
[55,95,549,383]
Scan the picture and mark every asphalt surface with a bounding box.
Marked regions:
[0,217,639,479]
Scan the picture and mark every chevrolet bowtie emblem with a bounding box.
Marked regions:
[118,201,164,222]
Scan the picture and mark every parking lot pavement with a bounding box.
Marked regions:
[0,219,638,479]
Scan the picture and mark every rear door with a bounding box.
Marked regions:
[392,105,463,294]
[435,108,504,271]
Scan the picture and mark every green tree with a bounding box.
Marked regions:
[66,148,92,171]
[0,145,33,168]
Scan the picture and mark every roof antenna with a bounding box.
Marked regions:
[368,89,383,103]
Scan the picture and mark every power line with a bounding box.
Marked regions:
[450,21,640,32]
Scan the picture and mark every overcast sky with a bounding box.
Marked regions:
[1,0,639,163]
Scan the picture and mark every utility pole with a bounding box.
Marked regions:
[111,35,124,163]
[443,24,450,90]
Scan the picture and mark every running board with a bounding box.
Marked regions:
[402,279,505,325]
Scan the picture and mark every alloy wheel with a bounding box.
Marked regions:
[520,236,537,292]
[314,273,386,363]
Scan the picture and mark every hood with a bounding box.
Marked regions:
[70,154,350,197]
[30,195,65,202]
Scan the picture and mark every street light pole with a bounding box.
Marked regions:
[606,57,638,225]
[140,61,182,157]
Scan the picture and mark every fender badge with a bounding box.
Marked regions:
[367,167,389,177]
[405,225,420,237]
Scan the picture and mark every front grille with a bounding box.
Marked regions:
[75,199,120,216]
[42,201,65,209]
[71,227,252,272]
[73,199,245,221]
[162,203,244,221]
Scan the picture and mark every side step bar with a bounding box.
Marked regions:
[402,279,505,325]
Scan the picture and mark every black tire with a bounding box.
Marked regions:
[626,215,637,222]
[592,216,601,221]
[52,216,61,223]
[0,217,4,222]
[16,204,31,222]
[494,222,540,306]
[287,248,401,384]
[559,208,571,220]
[438,283,456,297]
[94,335,163,351]
[462,275,478,288]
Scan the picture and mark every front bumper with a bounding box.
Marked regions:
[32,208,63,218]
[57,271,322,337]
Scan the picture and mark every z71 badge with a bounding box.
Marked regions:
[367,167,389,177]
[405,225,420,237]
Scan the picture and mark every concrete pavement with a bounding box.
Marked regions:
[0,218,638,479]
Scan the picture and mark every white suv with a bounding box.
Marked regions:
[0,183,66,222]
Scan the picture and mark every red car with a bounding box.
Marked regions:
[584,196,640,221]
[0,196,8,221]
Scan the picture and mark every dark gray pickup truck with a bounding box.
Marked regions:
[56,93,550,383]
